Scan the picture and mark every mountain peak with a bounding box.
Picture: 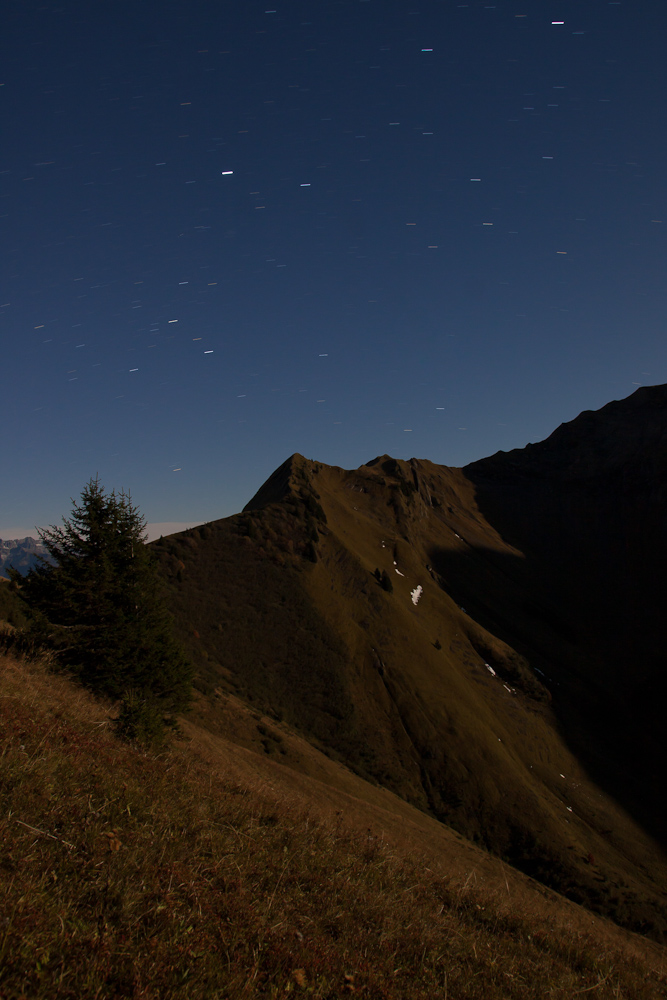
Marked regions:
[1,536,51,579]
[242,453,310,511]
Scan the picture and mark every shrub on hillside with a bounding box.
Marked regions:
[303,539,318,563]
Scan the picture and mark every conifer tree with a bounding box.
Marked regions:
[13,478,192,739]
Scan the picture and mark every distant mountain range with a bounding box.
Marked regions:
[0,536,52,579]
[149,384,667,942]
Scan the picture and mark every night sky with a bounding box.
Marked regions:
[3,0,666,539]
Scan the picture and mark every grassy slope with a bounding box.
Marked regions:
[2,649,666,999]
[150,455,667,942]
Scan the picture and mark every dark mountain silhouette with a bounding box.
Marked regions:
[151,385,667,941]
[462,384,667,851]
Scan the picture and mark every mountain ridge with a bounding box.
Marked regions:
[467,383,667,481]
[150,384,667,942]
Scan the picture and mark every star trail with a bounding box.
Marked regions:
[2,0,666,536]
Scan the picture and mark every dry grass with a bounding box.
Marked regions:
[1,651,665,999]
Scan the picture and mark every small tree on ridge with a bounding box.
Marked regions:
[12,478,192,740]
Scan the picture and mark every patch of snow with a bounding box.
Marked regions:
[395,569,405,576]
[566,806,573,813]
[503,683,514,694]
[485,663,496,676]
[411,585,423,605]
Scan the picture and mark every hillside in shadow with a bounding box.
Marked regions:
[427,542,666,851]
[461,384,667,848]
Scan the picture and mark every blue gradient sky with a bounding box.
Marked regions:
[2,0,666,537]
